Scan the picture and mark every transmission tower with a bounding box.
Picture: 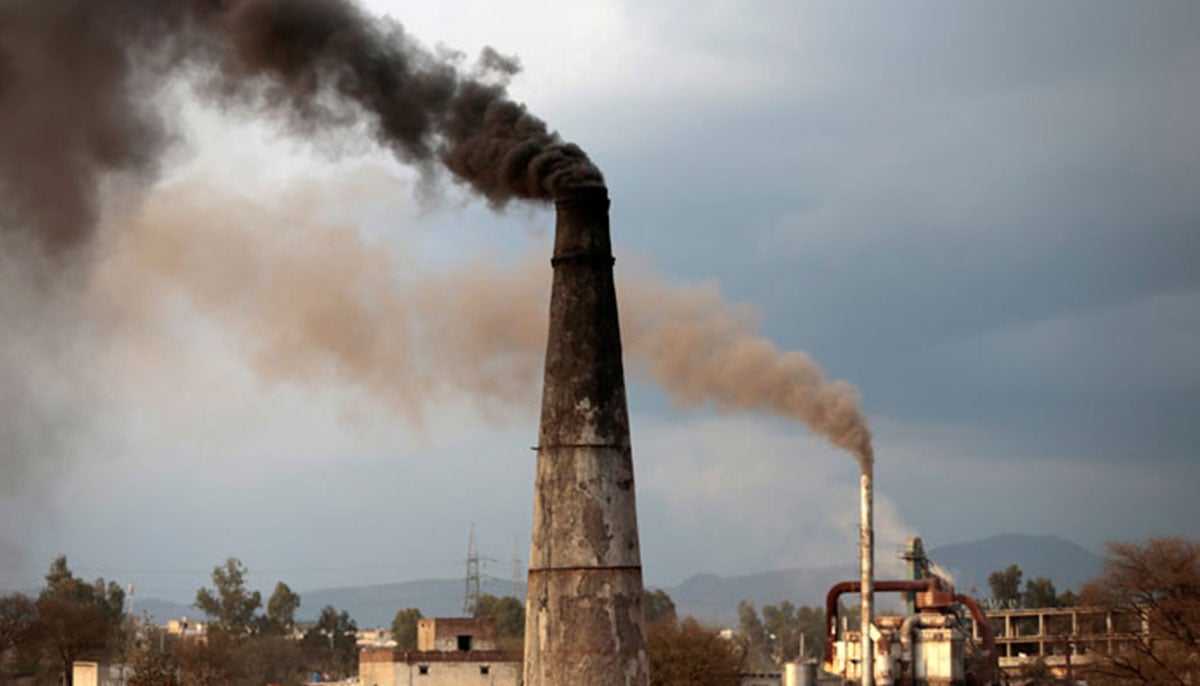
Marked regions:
[511,536,524,598]
[463,524,482,615]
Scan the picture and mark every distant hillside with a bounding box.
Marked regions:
[132,597,194,623]
[927,533,1104,595]
[666,565,855,626]
[297,578,521,628]
[664,533,1105,625]
[132,534,1106,629]
[136,578,521,629]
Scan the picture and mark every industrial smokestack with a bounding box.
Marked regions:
[524,186,648,686]
[860,468,874,686]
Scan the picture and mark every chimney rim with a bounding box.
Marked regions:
[553,183,609,209]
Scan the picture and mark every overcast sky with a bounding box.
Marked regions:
[2,0,1198,612]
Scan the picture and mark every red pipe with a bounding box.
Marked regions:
[819,578,999,685]
[822,578,940,666]
[953,593,997,685]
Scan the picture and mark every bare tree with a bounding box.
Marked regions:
[648,617,744,686]
[0,593,37,654]
[1079,537,1200,685]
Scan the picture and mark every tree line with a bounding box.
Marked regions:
[985,563,1078,609]
[0,556,360,685]
[3,537,1196,685]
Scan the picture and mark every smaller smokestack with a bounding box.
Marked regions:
[860,469,874,686]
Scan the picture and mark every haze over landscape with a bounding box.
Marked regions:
[2,0,1198,626]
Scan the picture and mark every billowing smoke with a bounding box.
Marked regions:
[1,0,872,515]
[93,178,871,469]
[0,0,600,256]
[620,276,874,470]
[91,179,551,426]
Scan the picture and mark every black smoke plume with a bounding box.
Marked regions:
[0,0,602,256]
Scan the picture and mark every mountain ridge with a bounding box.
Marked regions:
[126,533,1106,628]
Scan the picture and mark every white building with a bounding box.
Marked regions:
[360,617,521,686]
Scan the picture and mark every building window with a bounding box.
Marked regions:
[457,634,473,651]
[480,666,490,675]
[418,665,429,675]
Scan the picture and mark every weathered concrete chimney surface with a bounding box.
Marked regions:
[524,186,649,686]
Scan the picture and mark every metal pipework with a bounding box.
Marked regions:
[861,469,874,686]
[953,593,998,684]
[821,578,998,684]
[823,578,940,669]
[523,186,649,686]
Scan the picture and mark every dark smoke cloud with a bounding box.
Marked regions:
[0,2,173,252]
[1,0,872,520]
[0,0,601,256]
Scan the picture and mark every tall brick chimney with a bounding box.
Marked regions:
[523,186,649,686]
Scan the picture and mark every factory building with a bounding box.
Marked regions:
[360,617,521,686]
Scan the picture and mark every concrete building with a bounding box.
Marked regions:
[357,627,397,648]
[360,617,521,686]
[979,605,1147,680]
[164,616,207,640]
[417,618,497,652]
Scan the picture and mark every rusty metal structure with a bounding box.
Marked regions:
[523,186,649,686]
[824,538,998,685]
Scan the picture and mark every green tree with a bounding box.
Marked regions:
[391,607,422,650]
[1022,577,1059,608]
[644,588,677,625]
[737,600,770,669]
[768,602,826,661]
[263,581,300,636]
[648,616,743,686]
[794,604,826,660]
[194,558,261,637]
[473,594,525,641]
[736,600,826,668]
[761,602,795,663]
[1079,537,1200,685]
[302,605,358,679]
[35,556,127,685]
[987,564,1023,607]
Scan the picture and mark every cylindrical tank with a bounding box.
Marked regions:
[523,186,649,686]
[785,660,819,686]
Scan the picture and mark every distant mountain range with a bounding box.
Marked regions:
[128,533,1105,629]
[926,533,1104,595]
[670,534,1105,624]
[131,578,521,629]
